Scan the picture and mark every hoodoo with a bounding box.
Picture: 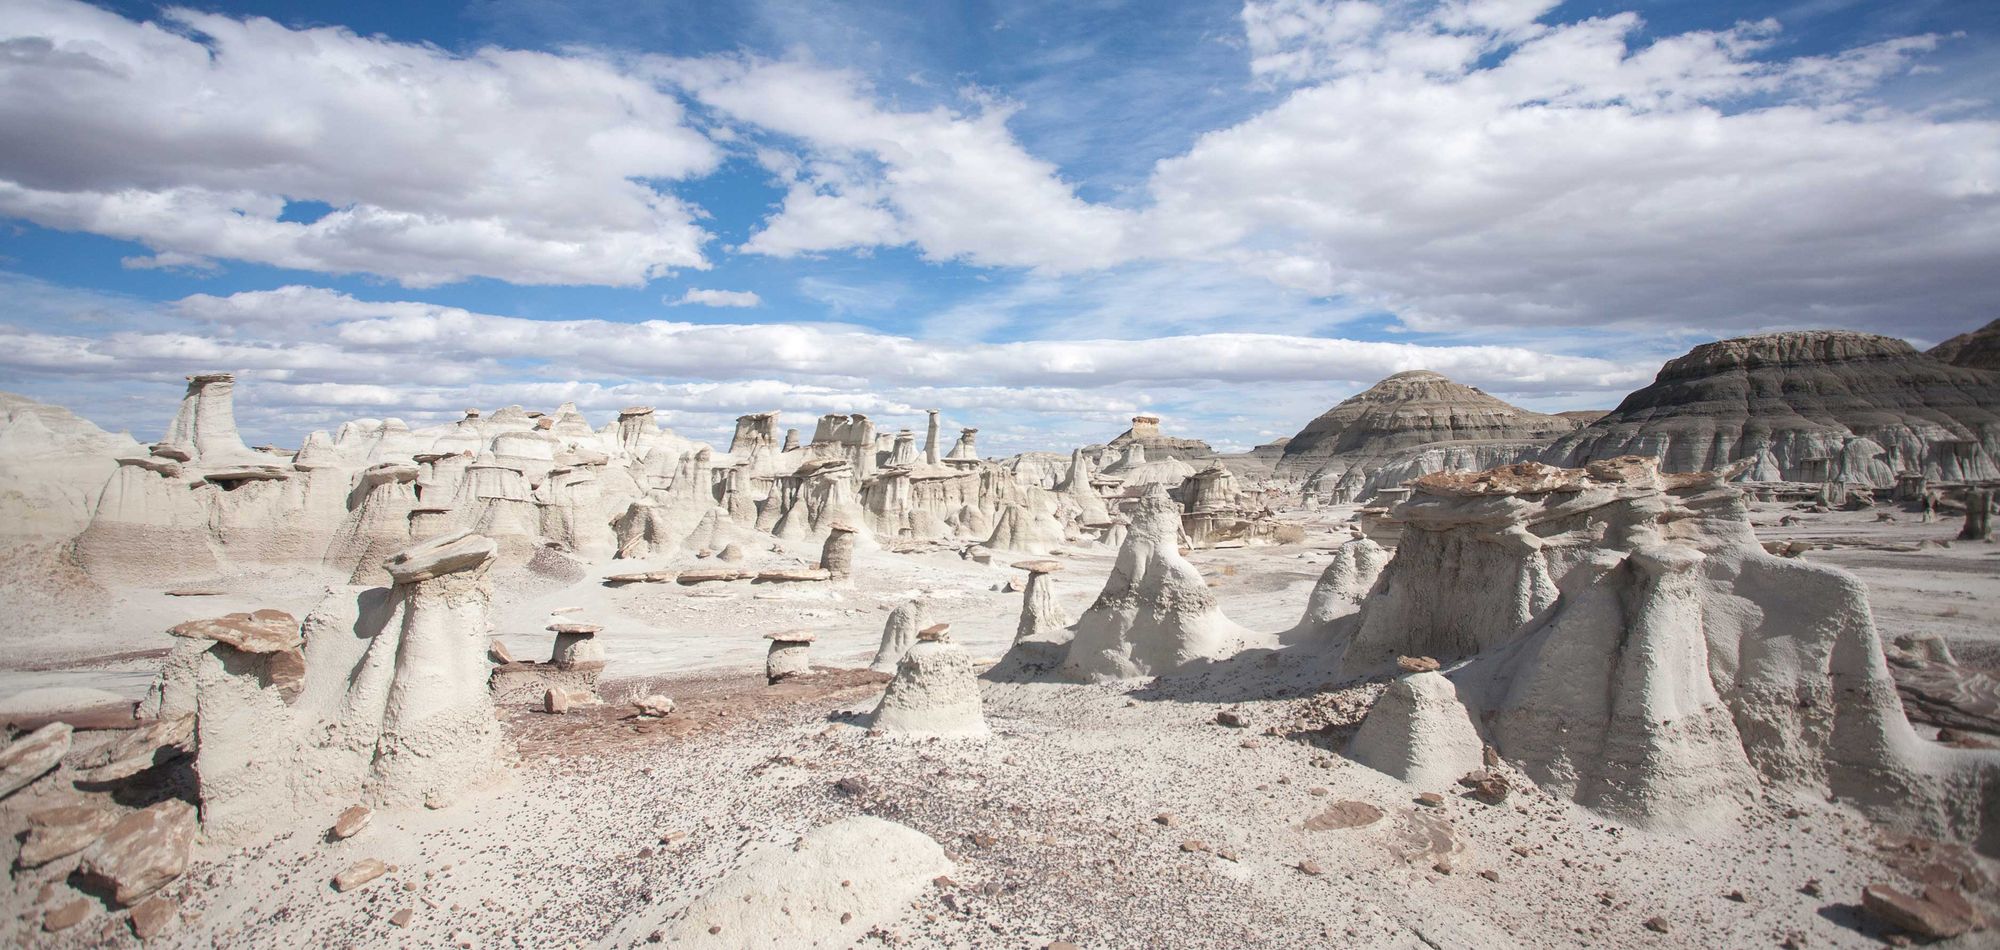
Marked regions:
[1332,458,1962,833]
[1059,487,1255,681]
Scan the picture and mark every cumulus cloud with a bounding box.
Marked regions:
[0,0,720,286]
[0,0,1993,344]
[671,288,763,308]
[1144,0,2000,337]
[1,278,1654,453]
[655,56,1135,271]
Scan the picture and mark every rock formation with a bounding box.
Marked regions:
[1928,317,2000,372]
[870,600,929,673]
[766,630,815,683]
[1346,670,1484,789]
[1013,560,1070,644]
[185,531,506,840]
[0,391,140,543]
[947,427,979,461]
[1546,331,2000,485]
[1059,487,1253,681]
[1295,536,1390,637]
[1333,458,1957,833]
[1277,371,1579,502]
[871,624,988,737]
[625,816,951,948]
[1106,414,1213,461]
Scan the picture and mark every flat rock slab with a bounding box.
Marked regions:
[169,610,300,654]
[753,568,832,583]
[604,571,677,584]
[20,803,122,867]
[78,799,196,905]
[1304,800,1385,831]
[1862,883,1978,939]
[677,569,752,585]
[0,722,73,798]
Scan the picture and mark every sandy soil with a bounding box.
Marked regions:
[1,501,1996,947]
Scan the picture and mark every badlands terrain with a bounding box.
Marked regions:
[0,326,1997,948]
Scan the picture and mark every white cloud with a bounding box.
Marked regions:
[1141,0,2000,338]
[0,0,720,286]
[671,288,763,308]
[0,278,1656,454]
[655,56,1135,271]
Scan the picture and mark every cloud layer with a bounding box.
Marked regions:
[1,278,1651,453]
[0,0,719,286]
[2,0,1991,335]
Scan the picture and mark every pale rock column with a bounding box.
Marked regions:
[368,531,506,807]
[870,601,929,673]
[871,624,987,738]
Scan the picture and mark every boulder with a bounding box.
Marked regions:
[0,721,73,798]
[77,799,197,905]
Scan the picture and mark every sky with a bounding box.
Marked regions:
[0,0,1995,453]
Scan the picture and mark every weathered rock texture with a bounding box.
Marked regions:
[870,601,929,674]
[1333,458,1967,834]
[871,630,988,738]
[1059,488,1252,681]
[187,531,505,841]
[1546,331,2000,485]
[1107,415,1213,461]
[0,391,139,543]
[1347,671,1484,789]
[1278,371,1579,502]
[1928,317,2000,372]
[627,816,951,948]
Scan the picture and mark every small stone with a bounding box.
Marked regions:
[1416,792,1445,808]
[1397,655,1441,673]
[44,898,89,932]
[1215,710,1248,728]
[1298,859,1324,876]
[487,639,515,664]
[1479,870,1500,882]
[1458,770,1510,804]
[1433,860,1453,875]
[544,688,569,714]
[632,694,676,718]
[1801,878,1822,897]
[1725,890,1746,902]
[1643,916,1669,934]
[331,805,371,840]
[834,775,872,797]
[1180,839,1208,853]
[1309,786,1329,797]
[709,925,722,935]
[333,858,389,892]
[967,831,997,848]
[1217,848,1240,862]
[390,908,413,927]
[1240,739,1262,749]
[1153,812,1178,827]
[128,894,177,940]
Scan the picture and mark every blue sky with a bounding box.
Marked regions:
[1,0,1996,452]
